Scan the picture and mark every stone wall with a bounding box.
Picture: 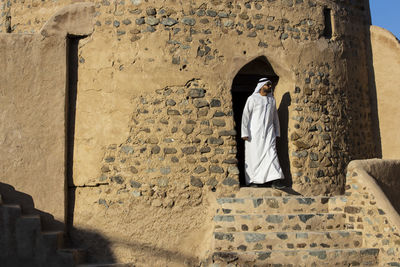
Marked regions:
[0,0,379,263]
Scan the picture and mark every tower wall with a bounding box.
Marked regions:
[0,0,377,263]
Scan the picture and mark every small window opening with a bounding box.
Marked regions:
[323,7,333,39]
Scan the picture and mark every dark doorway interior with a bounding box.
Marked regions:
[231,56,279,186]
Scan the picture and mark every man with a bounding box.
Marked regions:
[241,78,285,189]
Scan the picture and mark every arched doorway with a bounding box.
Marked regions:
[231,56,280,186]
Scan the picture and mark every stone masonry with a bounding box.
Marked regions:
[0,0,385,264]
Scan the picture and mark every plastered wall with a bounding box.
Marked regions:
[0,0,379,263]
[370,26,400,159]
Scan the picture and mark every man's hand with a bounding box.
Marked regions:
[242,137,249,141]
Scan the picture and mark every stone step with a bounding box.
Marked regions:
[213,230,363,251]
[214,212,347,232]
[216,196,348,214]
[0,204,22,258]
[15,215,42,258]
[211,248,380,266]
[58,248,87,265]
[41,231,64,252]
[233,187,297,198]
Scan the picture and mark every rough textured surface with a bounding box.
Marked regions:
[0,0,391,265]
[0,34,67,228]
[370,26,400,159]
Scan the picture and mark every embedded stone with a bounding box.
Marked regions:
[277,233,288,240]
[292,160,303,168]
[130,166,139,174]
[296,233,308,239]
[222,177,239,186]
[218,130,237,136]
[206,10,217,17]
[212,119,226,127]
[129,180,141,189]
[145,16,159,26]
[293,140,310,149]
[214,233,234,242]
[257,252,271,260]
[122,19,132,25]
[290,132,301,141]
[214,215,234,222]
[222,158,238,164]
[266,199,279,209]
[237,245,247,251]
[194,166,206,174]
[167,109,180,115]
[146,137,159,144]
[266,215,283,223]
[198,107,209,116]
[105,156,115,163]
[182,146,196,154]
[190,176,203,187]
[182,125,194,135]
[245,233,266,243]
[182,17,196,26]
[101,165,110,173]
[227,166,239,175]
[309,251,327,260]
[194,99,209,108]
[111,176,124,184]
[188,88,205,98]
[161,17,178,26]
[207,177,218,187]
[208,137,224,145]
[213,111,225,117]
[292,151,308,158]
[299,214,314,223]
[165,99,176,106]
[345,206,362,214]
[200,147,211,153]
[151,145,160,154]
[210,165,224,173]
[164,148,177,154]
[146,7,157,15]
[210,99,221,107]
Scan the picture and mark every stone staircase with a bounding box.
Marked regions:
[208,188,382,266]
[0,193,85,267]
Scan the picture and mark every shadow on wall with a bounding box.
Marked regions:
[0,182,117,264]
[70,231,202,264]
[0,182,64,231]
[277,92,293,187]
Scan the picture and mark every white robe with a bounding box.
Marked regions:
[241,93,284,184]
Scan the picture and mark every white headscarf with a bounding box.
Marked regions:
[253,78,272,95]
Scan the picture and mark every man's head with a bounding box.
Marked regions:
[260,80,273,96]
[253,78,273,95]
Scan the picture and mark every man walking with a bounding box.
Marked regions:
[241,78,285,189]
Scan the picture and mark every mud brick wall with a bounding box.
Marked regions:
[0,0,379,263]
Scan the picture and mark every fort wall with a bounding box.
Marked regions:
[0,0,380,263]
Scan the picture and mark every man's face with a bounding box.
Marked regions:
[261,82,272,95]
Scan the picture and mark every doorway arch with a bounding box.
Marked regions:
[231,56,291,186]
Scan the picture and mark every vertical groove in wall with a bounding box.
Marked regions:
[65,36,79,232]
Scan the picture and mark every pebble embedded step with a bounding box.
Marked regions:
[216,196,348,214]
[211,248,380,266]
[213,230,363,251]
[214,212,347,232]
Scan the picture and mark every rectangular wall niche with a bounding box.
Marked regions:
[323,7,333,39]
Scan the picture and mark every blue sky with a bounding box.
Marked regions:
[370,0,400,39]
